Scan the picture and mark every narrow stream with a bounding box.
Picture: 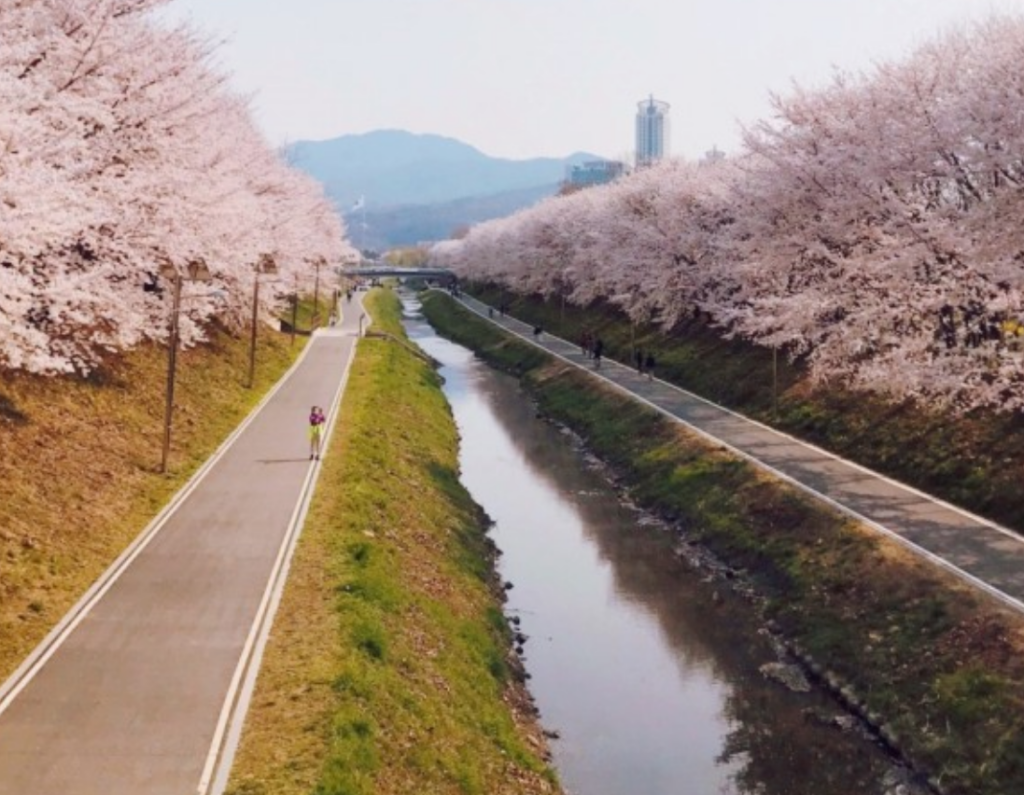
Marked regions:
[402,295,908,795]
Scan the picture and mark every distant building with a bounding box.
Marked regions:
[566,159,627,188]
[635,95,670,168]
[702,145,726,165]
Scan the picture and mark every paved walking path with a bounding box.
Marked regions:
[0,303,363,795]
[457,294,1024,613]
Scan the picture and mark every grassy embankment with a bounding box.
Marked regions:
[0,323,303,682]
[226,290,559,795]
[421,290,1024,795]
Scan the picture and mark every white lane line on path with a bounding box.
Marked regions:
[454,294,1024,616]
[202,300,370,795]
[0,333,322,719]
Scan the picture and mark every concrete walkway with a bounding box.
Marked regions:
[0,302,362,795]
[457,294,1024,614]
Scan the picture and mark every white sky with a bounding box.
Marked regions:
[166,0,1024,161]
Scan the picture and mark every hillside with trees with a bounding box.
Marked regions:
[353,184,557,250]
[0,0,353,376]
[432,14,1024,415]
[288,130,599,248]
[289,130,598,208]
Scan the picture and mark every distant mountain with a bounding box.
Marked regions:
[286,129,600,247]
[350,184,559,251]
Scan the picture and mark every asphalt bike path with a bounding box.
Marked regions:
[0,299,365,795]
[458,294,1024,614]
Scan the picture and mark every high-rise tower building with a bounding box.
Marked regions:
[635,95,670,168]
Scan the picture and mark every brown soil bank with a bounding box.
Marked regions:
[422,290,1024,795]
[0,328,301,683]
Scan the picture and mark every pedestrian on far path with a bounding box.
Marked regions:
[593,338,604,368]
[644,352,656,381]
[635,347,644,374]
[308,405,326,460]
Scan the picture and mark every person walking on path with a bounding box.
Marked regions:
[308,405,326,460]
[635,347,644,375]
[593,338,604,368]
[644,351,656,381]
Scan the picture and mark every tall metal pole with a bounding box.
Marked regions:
[772,345,779,421]
[291,292,298,347]
[161,275,182,474]
[313,260,321,328]
[247,275,260,389]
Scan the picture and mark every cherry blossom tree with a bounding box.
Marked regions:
[434,13,1024,413]
[730,16,1024,408]
[0,0,352,374]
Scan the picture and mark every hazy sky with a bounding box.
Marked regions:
[166,0,1024,161]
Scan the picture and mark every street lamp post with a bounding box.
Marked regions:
[247,254,278,389]
[290,291,298,347]
[161,269,183,475]
[558,263,569,328]
[312,257,324,328]
[159,257,213,473]
[772,344,779,421]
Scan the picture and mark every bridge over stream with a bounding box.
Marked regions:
[341,266,455,280]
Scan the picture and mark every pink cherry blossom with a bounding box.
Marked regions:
[0,0,354,374]
[434,14,1024,413]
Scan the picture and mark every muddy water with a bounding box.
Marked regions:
[403,297,904,795]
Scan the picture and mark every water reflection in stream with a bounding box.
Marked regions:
[403,296,901,795]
